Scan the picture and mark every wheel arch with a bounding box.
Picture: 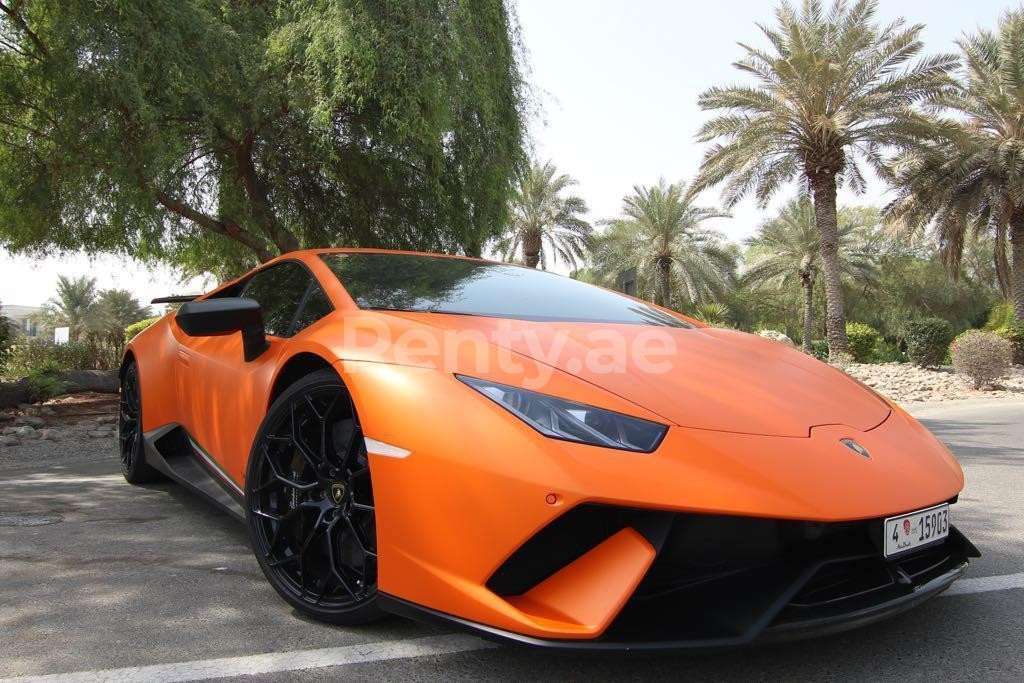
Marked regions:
[268,352,340,408]
[119,349,137,379]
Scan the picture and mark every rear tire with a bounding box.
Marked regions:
[118,361,162,484]
[245,368,382,625]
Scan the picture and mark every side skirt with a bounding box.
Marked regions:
[141,424,246,523]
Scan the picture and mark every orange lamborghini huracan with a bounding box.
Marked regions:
[120,249,978,650]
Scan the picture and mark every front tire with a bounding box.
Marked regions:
[245,369,382,624]
[119,361,161,484]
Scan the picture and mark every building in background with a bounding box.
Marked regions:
[3,304,42,339]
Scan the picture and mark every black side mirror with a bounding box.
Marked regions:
[176,297,269,362]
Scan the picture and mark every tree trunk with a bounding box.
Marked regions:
[657,258,672,308]
[151,187,276,263]
[1012,212,1024,323]
[809,173,849,358]
[523,229,542,268]
[801,272,814,355]
[995,222,1012,299]
[235,135,299,255]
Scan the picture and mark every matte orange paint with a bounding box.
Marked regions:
[125,249,965,640]
[506,528,656,633]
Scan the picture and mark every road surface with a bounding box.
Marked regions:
[1,400,1021,681]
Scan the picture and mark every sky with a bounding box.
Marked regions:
[0,0,1013,307]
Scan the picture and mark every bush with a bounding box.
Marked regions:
[845,322,881,363]
[984,301,1016,330]
[870,339,906,364]
[26,359,66,402]
[950,330,1012,389]
[810,340,829,361]
[1,335,122,378]
[994,323,1024,365]
[125,316,161,342]
[904,317,954,368]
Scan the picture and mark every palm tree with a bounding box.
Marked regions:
[594,179,734,309]
[39,275,98,340]
[744,198,875,353]
[92,289,152,333]
[693,0,957,358]
[496,160,592,269]
[886,10,1024,323]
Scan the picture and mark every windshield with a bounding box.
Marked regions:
[319,252,693,327]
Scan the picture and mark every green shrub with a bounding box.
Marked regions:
[950,330,1012,389]
[845,322,881,363]
[904,317,954,368]
[26,359,66,403]
[810,340,829,361]
[125,316,161,342]
[994,323,1024,365]
[870,339,906,364]
[2,335,122,378]
[984,301,1016,330]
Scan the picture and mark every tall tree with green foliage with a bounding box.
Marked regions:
[92,289,152,333]
[594,179,733,309]
[887,9,1024,323]
[744,198,875,353]
[0,1,526,276]
[693,0,957,359]
[39,275,98,340]
[495,160,592,269]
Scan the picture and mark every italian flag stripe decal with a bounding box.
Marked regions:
[187,436,244,495]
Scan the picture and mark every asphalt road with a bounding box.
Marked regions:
[1,399,1022,682]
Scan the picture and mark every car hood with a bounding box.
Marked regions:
[384,312,891,437]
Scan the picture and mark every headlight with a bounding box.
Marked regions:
[457,375,668,453]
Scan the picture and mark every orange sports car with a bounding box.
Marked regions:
[120,249,978,650]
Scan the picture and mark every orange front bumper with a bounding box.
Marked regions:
[341,361,965,641]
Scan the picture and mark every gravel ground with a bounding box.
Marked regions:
[0,392,118,471]
[844,363,1024,403]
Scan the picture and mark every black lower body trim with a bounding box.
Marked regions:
[141,423,246,522]
[379,557,966,652]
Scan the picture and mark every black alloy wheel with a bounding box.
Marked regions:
[246,369,381,624]
[119,361,160,484]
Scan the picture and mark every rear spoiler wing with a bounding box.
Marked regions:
[151,295,200,304]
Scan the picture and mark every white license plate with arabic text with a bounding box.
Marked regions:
[884,503,949,558]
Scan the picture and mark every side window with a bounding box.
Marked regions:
[292,284,333,335]
[240,262,312,337]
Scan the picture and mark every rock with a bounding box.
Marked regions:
[96,415,118,424]
[0,435,17,446]
[14,416,46,428]
[757,329,796,347]
[37,429,57,441]
[2,426,18,436]
[39,407,56,416]
[13,425,39,439]
[87,430,112,438]
[0,412,12,422]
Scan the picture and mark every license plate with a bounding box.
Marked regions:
[884,503,950,558]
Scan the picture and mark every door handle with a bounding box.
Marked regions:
[177,349,191,367]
